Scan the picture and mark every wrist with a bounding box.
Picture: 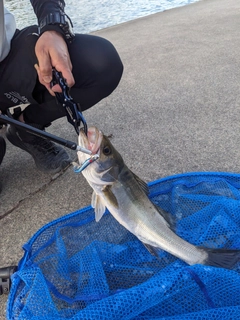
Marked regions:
[39,25,65,39]
[39,13,75,43]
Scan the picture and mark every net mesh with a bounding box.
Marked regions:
[7,172,240,319]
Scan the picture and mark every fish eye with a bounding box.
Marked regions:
[103,145,111,155]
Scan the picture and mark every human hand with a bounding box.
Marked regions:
[34,31,75,95]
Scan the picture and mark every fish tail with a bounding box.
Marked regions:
[203,248,240,269]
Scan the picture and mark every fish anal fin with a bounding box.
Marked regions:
[91,191,106,222]
[142,243,160,259]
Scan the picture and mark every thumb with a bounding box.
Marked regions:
[37,50,53,84]
[40,59,53,84]
[34,63,55,95]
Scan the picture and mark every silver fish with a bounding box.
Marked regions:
[77,126,240,269]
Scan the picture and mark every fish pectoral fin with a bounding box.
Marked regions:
[142,243,161,259]
[102,185,119,209]
[91,191,106,222]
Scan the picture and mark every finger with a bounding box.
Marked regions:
[51,84,62,93]
[34,63,41,79]
[34,64,55,96]
[54,62,75,88]
[64,57,75,87]
[45,83,56,96]
[37,50,53,84]
[62,69,75,88]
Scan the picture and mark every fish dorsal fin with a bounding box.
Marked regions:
[91,191,106,222]
[154,204,176,231]
[130,169,175,230]
[130,170,149,196]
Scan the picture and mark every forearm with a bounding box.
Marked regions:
[30,0,67,37]
[30,0,65,24]
[30,0,75,92]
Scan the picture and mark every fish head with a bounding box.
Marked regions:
[78,126,124,185]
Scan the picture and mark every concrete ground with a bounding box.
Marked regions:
[1,0,240,318]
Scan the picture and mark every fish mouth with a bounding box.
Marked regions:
[80,126,103,155]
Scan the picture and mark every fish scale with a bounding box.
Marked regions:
[77,126,240,270]
[108,177,207,265]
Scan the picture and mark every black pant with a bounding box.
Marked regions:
[0,26,123,126]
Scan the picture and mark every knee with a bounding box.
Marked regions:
[103,50,124,94]
[91,37,124,93]
[71,35,124,92]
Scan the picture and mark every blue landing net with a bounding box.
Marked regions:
[7,172,240,319]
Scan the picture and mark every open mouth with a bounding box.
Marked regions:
[81,127,103,155]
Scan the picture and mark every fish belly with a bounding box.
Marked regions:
[106,183,207,265]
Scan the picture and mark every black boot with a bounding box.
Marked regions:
[0,136,6,193]
[0,136,6,166]
[6,124,71,174]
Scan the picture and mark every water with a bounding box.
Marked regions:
[5,0,199,34]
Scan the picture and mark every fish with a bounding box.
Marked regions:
[77,126,240,269]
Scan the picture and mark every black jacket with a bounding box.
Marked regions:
[30,0,68,37]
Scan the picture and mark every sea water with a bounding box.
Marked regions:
[5,0,199,33]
